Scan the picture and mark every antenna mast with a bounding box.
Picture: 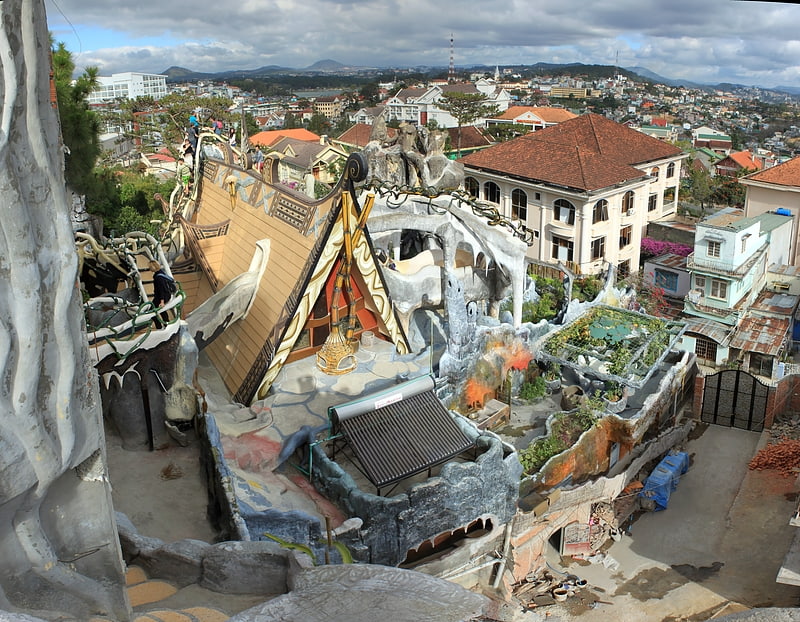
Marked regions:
[449,33,455,83]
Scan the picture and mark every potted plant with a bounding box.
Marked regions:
[543,363,561,392]
[601,381,627,414]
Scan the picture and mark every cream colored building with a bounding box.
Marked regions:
[460,113,687,276]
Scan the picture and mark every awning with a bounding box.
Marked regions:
[329,375,474,493]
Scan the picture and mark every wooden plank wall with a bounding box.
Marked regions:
[194,164,338,397]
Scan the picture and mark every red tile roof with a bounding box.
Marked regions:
[446,125,494,150]
[460,113,682,192]
[745,155,800,188]
[726,150,761,171]
[335,123,397,148]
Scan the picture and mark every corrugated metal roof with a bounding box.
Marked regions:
[682,317,734,346]
[749,290,799,316]
[729,315,790,356]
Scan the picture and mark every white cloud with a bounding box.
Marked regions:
[44,0,800,87]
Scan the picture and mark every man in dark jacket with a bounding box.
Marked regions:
[148,260,175,328]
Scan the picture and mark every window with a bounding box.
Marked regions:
[695,276,706,290]
[651,166,660,180]
[707,240,721,258]
[648,194,657,212]
[511,188,528,221]
[654,269,678,292]
[710,279,728,299]
[666,162,676,178]
[622,191,635,215]
[591,237,606,260]
[551,235,574,261]
[618,259,631,278]
[620,225,632,247]
[592,199,609,223]
[534,192,541,201]
[740,233,750,254]
[554,198,575,225]
[465,176,479,197]
[663,186,676,204]
[695,336,718,362]
[484,181,500,204]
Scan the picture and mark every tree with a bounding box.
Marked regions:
[436,92,499,156]
[283,112,300,129]
[359,82,380,106]
[308,113,332,136]
[688,168,713,211]
[52,42,101,195]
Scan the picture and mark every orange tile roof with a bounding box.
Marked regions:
[727,150,761,171]
[745,155,800,187]
[495,106,577,123]
[460,113,682,192]
[250,128,321,147]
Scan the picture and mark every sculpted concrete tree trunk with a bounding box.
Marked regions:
[0,1,129,619]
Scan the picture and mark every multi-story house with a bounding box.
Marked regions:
[680,208,794,374]
[313,95,346,120]
[87,72,168,105]
[459,113,686,276]
[742,155,800,265]
[382,82,511,128]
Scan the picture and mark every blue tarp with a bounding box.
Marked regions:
[639,451,689,511]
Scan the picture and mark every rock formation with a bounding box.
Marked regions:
[0,1,129,618]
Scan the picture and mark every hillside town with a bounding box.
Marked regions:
[7,7,800,621]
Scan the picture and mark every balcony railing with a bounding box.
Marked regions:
[686,242,767,277]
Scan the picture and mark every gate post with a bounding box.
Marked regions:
[692,373,705,419]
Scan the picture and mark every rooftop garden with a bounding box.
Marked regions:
[540,305,685,387]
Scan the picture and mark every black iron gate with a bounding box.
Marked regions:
[701,369,768,432]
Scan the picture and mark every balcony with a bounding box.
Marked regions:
[686,242,767,278]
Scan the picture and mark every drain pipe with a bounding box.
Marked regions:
[492,520,514,589]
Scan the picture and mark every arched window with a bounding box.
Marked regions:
[666,162,676,178]
[622,191,635,215]
[511,189,528,221]
[592,199,609,224]
[554,198,575,225]
[651,166,660,180]
[465,176,479,197]
[484,181,500,204]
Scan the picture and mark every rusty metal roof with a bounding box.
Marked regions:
[682,317,734,346]
[769,264,800,278]
[749,290,799,317]
[648,253,688,270]
[729,315,790,356]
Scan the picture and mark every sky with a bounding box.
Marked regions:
[44,0,800,89]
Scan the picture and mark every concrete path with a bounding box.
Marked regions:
[536,423,800,621]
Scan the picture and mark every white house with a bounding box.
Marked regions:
[459,113,686,277]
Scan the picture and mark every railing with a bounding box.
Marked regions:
[686,242,767,277]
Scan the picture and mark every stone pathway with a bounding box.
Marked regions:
[88,566,233,622]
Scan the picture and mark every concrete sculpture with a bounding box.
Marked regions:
[0,1,129,619]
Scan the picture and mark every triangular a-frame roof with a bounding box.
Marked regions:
[183,151,409,403]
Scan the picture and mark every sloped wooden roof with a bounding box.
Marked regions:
[188,154,409,403]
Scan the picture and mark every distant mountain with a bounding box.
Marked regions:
[775,85,800,95]
[305,59,346,71]
[625,66,706,89]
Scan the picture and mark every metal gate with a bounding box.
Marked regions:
[701,370,768,432]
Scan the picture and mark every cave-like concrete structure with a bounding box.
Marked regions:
[0,1,129,619]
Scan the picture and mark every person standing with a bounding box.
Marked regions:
[148,260,176,328]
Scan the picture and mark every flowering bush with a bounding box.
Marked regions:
[640,237,692,259]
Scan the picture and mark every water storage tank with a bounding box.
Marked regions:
[777,207,791,216]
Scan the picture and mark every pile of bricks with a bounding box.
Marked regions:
[748,438,800,477]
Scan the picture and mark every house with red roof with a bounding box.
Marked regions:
[714,150,762,177]
[250,128,321,148]
[743,156,800,265]
[459,113,687,276]
[486,106,577,133]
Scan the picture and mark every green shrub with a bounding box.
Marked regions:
[519,377,547,401]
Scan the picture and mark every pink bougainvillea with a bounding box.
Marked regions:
[641,238,693,259]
